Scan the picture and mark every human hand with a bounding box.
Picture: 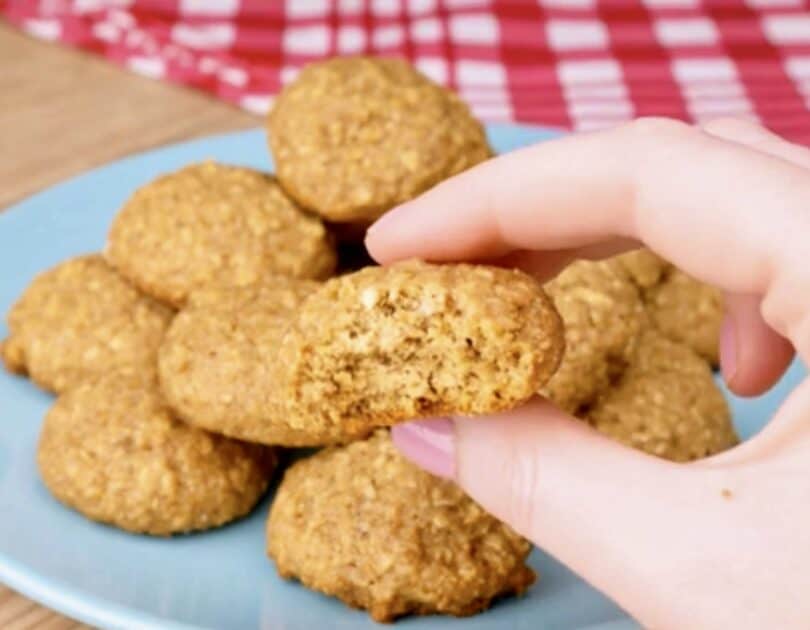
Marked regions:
[365,118,810,629]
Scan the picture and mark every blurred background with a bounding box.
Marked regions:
[1,0,809,627]
[3,0,810,209]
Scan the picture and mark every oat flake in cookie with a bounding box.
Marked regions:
[267,430,535,622]
[276,260,565,440]
[106,162,336,307]
[38,373,276,535]
[1,255,172,394]
[267,57,492,223]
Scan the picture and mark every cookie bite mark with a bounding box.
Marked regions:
[277,261,564,436]
[106,162,337,307]
[267,430,535,622]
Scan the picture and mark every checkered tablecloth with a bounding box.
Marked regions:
[4,0,810,144]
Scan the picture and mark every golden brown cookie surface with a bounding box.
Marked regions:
[645,268,723,366]
[586,331,737,461]
[38,373,275,535]
[609,248,669,290]
[267,430,534,622]
[158,276,352,446]
[1,255,172,393]
[106,162,336,307]
[277,261,564,439]
[541,258,647,412]
[268,57,491,223]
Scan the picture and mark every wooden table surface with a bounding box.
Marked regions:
[0,24,259,629]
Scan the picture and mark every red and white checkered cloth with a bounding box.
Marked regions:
[4,0,810,144]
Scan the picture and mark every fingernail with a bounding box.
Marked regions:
[720,314,737,384]
[391,419,456,479]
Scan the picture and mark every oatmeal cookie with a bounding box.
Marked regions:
[268,57,491,223]
[276,261,564,439]
[645,268,723,366]
[158,276,356,446]
[267,430,534,622]
[38,373,275,535]
[541,259,647,412]
[586,331,737,461]
[106,162,336,307]
[1,255,172,393]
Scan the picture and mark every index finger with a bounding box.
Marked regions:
[365,118,810,299]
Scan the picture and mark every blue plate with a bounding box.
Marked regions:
[0,124,804,630]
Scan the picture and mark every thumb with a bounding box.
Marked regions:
[391,399,730,624]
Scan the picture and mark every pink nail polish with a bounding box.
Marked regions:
[391,419,456,479]
[720,315,737,384]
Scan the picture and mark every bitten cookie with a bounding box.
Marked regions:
[267,430,535,622]
[1,255,172,393]
[645,268,723,366]
[276,261,565,440]
[268,57,491,223]
[586,331,737,462]
[158,276,355,447]
[106,162,336,307]
[38,373,275,535]
[541,258,647,413]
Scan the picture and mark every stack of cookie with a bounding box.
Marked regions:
[0,56,735,622]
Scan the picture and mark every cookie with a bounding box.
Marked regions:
[158,276,353,447]
[276,261,565,439]
[38,373,275,535]
[541,258,647,413]
[610,248,669,290]
[1,255,172,393]
[267,430,534,622]
[645,268,723,366]
[106,162,337,307]
[268,57,491,223]
[586,331,737,462]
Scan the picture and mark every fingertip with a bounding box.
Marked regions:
[365,204,411,264]
[721,293,796,397]
[725,336,794,397]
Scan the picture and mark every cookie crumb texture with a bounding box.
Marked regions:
[278,261,565,437]
[267,431,535,622]
[159,277,352,447]
[645,268,723,366]
[586,331,737,461]
[38,374,276,535]
[541,258,647,413]
[609,249,669,290]
[1,255,172,393]
[106,162,337,307]
[268,57,491,223]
